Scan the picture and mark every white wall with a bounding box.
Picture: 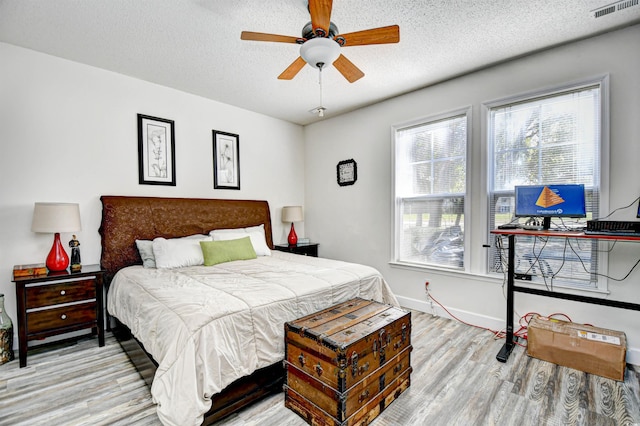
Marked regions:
[304,25,640,364]
[0,42,305,343]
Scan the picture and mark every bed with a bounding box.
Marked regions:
[99,195,398,426]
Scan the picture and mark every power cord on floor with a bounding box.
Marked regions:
[424,281,575,348]
[425,281,504,340]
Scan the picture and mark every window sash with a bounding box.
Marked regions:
[487,82,603,288]
[393,110,469,269]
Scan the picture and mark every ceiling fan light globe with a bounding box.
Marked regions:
[300,38,340,69]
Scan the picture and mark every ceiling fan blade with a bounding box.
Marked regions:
[309,0,333,36]
[339,25,400,46]
[241,31,299,44]
[333,54,364,83]
[278,57,307,80]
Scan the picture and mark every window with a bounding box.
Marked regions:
[393,109,470,269]
[487,78,607,289]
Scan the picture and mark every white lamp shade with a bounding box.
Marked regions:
[300,37,340,69]
[282,206,303,223]
[31,202,82,233]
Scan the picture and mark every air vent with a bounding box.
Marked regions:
[591,0,639,18]
[618,0,639,10]
[593,5,616,17]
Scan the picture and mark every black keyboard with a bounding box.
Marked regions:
[585,220,640,237]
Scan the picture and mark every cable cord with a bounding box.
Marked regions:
[496,234,554,290]
[426,291,504,339]
[426,289,574,348]
[567,237,640,281]
[596,195,640,220]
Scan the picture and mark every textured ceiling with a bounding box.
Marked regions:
[1,0,639,125]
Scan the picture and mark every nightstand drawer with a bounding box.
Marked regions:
[27,301,97,334]
[26,278,97,308]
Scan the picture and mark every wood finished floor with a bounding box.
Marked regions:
[1,311,639,425]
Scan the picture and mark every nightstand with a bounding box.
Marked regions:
[274,243,319,257]
[12,264,105,367]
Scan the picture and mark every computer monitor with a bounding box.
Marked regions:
[515,184,586,229]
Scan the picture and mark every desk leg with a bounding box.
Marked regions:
[497,234,515,362]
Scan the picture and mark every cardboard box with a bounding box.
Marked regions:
[527,315,627,381]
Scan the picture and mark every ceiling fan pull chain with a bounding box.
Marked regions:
[307,64,327,118]
[319,64,323,107]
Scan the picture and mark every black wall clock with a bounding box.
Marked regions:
[337,159,357,186]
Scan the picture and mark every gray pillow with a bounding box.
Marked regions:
[135,240,156,268]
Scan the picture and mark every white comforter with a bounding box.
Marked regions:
[107,251,398,426]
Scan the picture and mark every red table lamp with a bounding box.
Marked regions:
[282,206,303,246]
[31,202,82,272]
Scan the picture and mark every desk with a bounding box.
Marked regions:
[490,229,640,363]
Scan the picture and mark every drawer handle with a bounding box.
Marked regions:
[298,353,306,367]
[394,362,404,374]
[358,390,370,404]
[314,363,323,376]
[60,290,66,295]
[61,314,67,320]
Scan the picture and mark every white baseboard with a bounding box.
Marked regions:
[396,295,640,368]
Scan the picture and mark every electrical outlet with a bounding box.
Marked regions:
[423,281,437,317]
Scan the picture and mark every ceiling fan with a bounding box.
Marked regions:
[240,0,400,83]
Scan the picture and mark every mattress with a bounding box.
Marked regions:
[107,251,398,425]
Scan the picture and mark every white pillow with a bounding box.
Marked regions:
[152,234,212,269]
[210,224,271,256]
[244,224,266,234]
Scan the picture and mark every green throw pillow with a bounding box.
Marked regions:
[200,236,257,266]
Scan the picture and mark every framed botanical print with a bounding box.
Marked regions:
[337,159,357,186]
[137,114,176,186]
[213,130,240,190]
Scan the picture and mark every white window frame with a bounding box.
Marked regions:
[483,75,610,292]
[391,107,472,271]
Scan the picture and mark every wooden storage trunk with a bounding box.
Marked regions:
[284,298,412,426]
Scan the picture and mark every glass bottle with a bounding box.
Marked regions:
[0,293,15,364]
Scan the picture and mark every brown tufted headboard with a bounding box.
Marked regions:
[99,195,274,283]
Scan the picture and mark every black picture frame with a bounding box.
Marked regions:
[137,114,176,186]
[337,159,357,186]
[213,130,240,190]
